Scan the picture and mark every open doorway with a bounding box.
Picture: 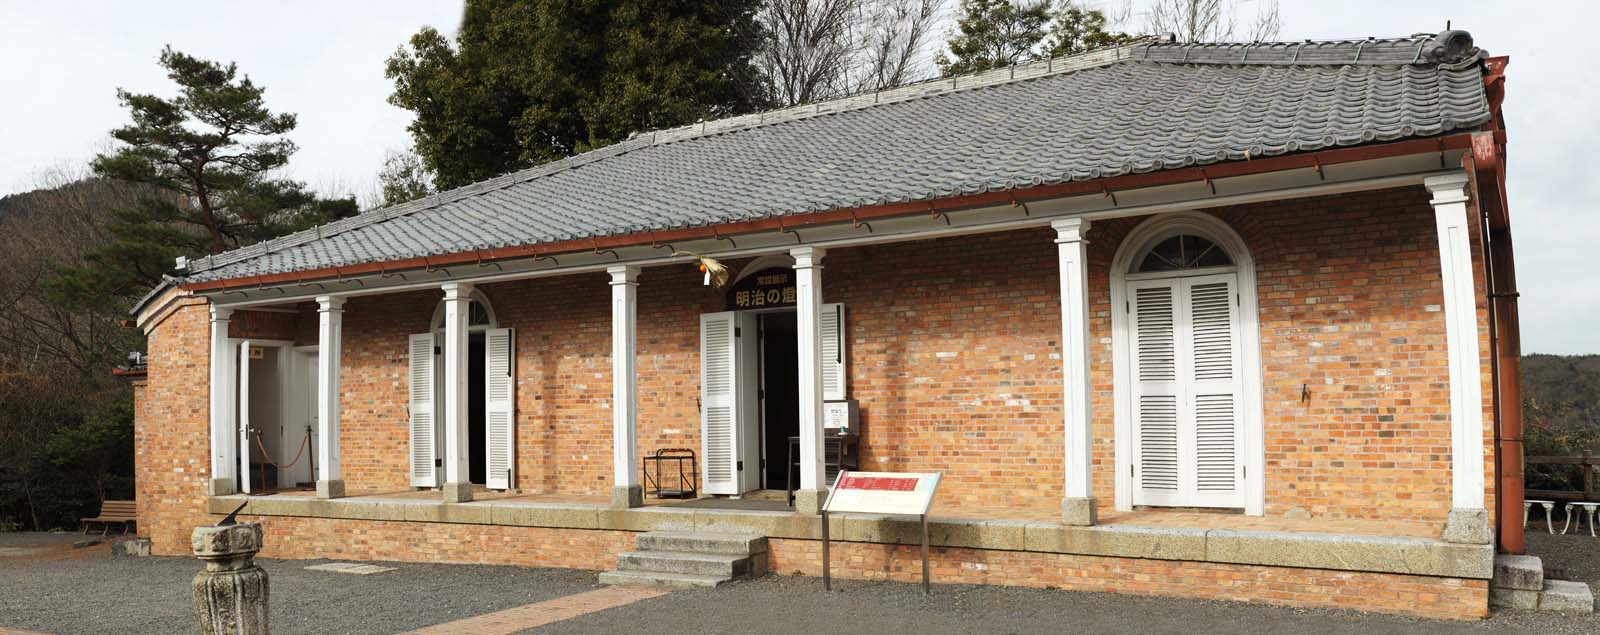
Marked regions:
[468,334,487,485]
[759,311,799,489]
[236,340,305,494]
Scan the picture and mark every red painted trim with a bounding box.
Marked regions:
[182,134,1477,292]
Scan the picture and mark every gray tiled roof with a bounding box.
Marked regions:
[185,33,1492,283]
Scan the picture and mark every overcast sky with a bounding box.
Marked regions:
[0,1,1594,354]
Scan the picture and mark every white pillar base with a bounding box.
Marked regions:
[315,479,345,500]
[1062,497,1098,526]
[794,488,828,515]
[442,482,474,503]
[611,485,643,510]
[208,478,236,497]
[1443,507,1492,544]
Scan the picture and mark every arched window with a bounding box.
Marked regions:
[430,289,497,331]
[1133,235,1233,273]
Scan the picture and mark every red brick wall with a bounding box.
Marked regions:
[133,296,216,552]
[1069,186,1494,521]
[136,185,1497,528]
[767,538,1488,620]
[210,511,1492,621]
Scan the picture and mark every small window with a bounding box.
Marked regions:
[1134,235,1233,273]
[431,291,497,330]
[468,301,492,327]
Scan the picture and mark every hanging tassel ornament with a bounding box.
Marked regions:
[673,251,731,288]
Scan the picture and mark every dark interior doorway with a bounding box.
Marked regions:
[760,312,799,488]
[469,333,487,485]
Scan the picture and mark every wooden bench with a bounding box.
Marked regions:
[80,500,136,536]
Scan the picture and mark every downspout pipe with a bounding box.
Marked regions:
[1471,118,1522,552]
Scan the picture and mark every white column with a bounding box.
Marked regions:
[207,305,236,496]
[609,265,642,509]
[1054,218,1096,526]
[792,246,827,514]
[1426,172,1489,544]
[314,295,345,499]
[441,282,474,502]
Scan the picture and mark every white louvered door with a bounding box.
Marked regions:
[700,312,741,495]
[820,303,846,401]
[1129,283,1181,506]
[1129,274,1245,509]
[408,333,439,487]
[1183,274,1245,508]
[484,328,516,490]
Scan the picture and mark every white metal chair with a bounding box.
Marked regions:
[1525,499,1556,533]
[1562,502,1600,536]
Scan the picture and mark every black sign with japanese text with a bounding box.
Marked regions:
[725,267,796,310]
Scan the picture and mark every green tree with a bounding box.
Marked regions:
[46,47,357,308]
[386,0,770,191]
[940,0,1134,75]
[1046,3,1136,57]
[377,150,435,207]
[939,0,1051,75]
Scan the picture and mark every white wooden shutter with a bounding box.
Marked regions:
[1129,284,1180,507]
[408,333,439,487]
[700,312,740,495]
[237,340,253,494]
[484,328,516,490]
[1184,276,1244,507]
[820,303,847,401]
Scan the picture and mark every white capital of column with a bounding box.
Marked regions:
[1052,218,1095,524]
[314,295,345,497]
[608,266,640,500]
[208,305,237,495]
[791,247,826,500]
[1424,173,1485,513]
[440,283,474,500]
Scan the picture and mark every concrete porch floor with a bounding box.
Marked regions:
[251,487,1441,539]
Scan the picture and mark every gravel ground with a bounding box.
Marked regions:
[535,574,1564,635]
[6,531,1600,635]
[0,533,596,635]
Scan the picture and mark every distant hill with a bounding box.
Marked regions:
[1522,354,1600,490]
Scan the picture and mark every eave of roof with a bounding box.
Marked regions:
[175,31,1496,292]
[181,132,1484,294]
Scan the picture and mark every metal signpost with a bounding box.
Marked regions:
[820,470,941,595]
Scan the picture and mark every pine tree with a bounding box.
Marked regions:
[941,0,1134,75]
[938,0,1052,75]
[386,0,770,191]
[47,47,356,308]
[1046,4,1136,57]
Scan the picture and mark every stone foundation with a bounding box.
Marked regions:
[171,512,1488,621]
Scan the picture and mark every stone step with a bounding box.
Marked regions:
[616,550,762,578]
[598,569,732,589]
[635,531,767,556]
[1493,554,1544,591]
[1539,580,1596,614]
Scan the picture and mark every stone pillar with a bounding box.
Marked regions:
[208,306,237,496]
[441,282,474,503]
[1425,172,1490,544]
[609,266,643,509]
[192,523,268,635]
[1054,218,1097,526]
[792,246,827,514]
[315,295,345,499]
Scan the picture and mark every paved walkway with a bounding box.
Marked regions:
[401,586,668,635]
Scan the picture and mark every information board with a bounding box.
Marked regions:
[822,471,940,516]
[820,470,943,594]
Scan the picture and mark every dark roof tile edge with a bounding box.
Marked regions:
[184,31,1472,277]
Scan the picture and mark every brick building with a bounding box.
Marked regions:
[131,31,1526,619]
